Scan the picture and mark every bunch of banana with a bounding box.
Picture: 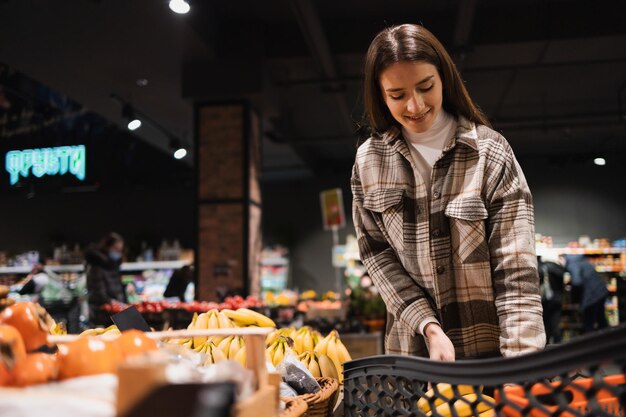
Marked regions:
[79,324,120,337]
[291,326,319,354]
[266,327,294,346]
[187,309,236,348]
[298,351,339,379]
[197,342,228,365]
[222,308,276,328]
[266,335,296,366]
[313,330,351,383]
[215,335,245,361]
[418,383,495,417]
[170,338,193,348]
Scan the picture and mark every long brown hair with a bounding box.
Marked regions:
[363,24,491,135]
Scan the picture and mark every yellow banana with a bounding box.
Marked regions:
[418,384,483,413]
[266,329,280,346]
[207,310,219,329]
[335,338,352,363]
[222,309,257,326]
[217,335,234,356]
[217,311,235,328]
[193,312,210,347]
[273,343,285,366]
[182,338,193,349]
[312,330,322,347]
[325,337,343,383]
[307,355,322,378]
[229,336,243,359]
[425,394,494,417]
[237,308,276,327]
[314,332,330,355]
[318,354,339,380]
[293,333,304,354]
[234,345,247,367]
[79,328,103,337]
[303,332,314,353]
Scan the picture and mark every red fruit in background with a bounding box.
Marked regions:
[11,352,57,387]
[0,302,52,352]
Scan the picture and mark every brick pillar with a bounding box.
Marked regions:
[195,103,261,301]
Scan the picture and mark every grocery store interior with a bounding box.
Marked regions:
[1,0,626,415]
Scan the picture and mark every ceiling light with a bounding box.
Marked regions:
[169,0,190,14]
[122,104,142,131]
[127,119,142,131]
[593,157,606,166]
[169,137,187,159]
[174,148,187,159]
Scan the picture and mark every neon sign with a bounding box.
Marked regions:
[5,145,86,185]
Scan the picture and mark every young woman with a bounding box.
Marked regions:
[351,24,545,360]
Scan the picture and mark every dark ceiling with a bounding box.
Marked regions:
[1,0,625,182]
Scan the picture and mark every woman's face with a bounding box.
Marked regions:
[110,240,124,253]
[379,61,443,133]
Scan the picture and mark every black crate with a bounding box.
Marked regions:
[343,325,626,416]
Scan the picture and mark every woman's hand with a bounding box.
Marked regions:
[424,323,455,361]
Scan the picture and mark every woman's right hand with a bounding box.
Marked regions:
[424,323,455,361]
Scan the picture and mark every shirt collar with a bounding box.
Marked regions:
[454,116,479,151]
[381,115,479,151]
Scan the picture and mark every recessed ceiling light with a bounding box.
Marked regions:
[127,119,142,131]
[174,148,187,159]
[136,79,149,87]
[169,0,190,14]
[593,157,606,166]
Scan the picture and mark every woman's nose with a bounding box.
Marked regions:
[407,93,424,113]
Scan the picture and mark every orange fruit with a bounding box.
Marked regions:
[116,329,158,358]
[11,353,57,386]
[0,324,26,362]
[57,337,123,380]
[0,302,51,352]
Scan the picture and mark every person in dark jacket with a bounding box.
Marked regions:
[538,257,565,343]
[85,232,127,325]
[163,265,193,301]
[563,254,609,333]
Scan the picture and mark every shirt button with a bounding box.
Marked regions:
[436,265,445,275]
[432,228,441,237]
[433,191,441,199]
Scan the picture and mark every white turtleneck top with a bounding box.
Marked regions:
[402,110,457,194]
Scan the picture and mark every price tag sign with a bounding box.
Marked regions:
[320,188,346,230]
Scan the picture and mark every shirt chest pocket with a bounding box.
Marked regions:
[445,196,489,263]
[363,188,405,252]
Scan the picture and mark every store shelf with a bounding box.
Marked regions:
[537,247,626,257]
[0,260,192,274]
[595,265,625,273]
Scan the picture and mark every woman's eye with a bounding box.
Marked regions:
[389,94,404,100]
[419,85,434,93]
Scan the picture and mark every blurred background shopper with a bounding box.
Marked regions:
[85,232,126,325]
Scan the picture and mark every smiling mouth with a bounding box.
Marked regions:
[404,110,430,122]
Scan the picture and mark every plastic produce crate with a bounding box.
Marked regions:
[343,325,626,416]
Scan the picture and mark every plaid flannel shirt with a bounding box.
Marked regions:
[351,117,546,359]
